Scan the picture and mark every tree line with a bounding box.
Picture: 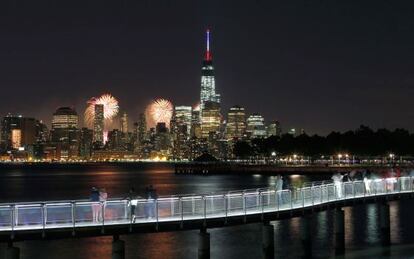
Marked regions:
[233,125,414,158]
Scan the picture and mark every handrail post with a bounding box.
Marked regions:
[71,201,76,236]
[243,193,247,222]
[224,194,228,223]
[320,186,323,203]
[384,179,387,194]
[155,199,159,226]
[203,196,207,227]
[311,186,314,206]
[277,191,280,211]
[260,191,264,221]
[302,188,305,208]
[42,203,46,237]
[353,181,356,198]
[128,199,132,232]
[180,197,184,228]
[192,197,195,216]
[101,201,105,234]
[10,205,15,239]
[124,199,128,220]
[242,192,246,213]
[171,197,175,217]
[15,205,18,227]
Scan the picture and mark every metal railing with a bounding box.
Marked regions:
[0,176,412,233]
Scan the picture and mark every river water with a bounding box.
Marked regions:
[0,163,413,258]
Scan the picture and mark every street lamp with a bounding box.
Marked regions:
[389,153,395,164]
[337,154,343,165]
[271,151,276,164]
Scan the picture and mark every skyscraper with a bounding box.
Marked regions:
[1,115,37,152]
[200,29,220,111]
[137,113,147,146]
[50,107,80,160]
[191,106,202,139]
[51,107,78,129]
[11,129,21,149]
[226,105,246,140]
[201,101,221,139]
[175,106,192,137]
[246,114,267,139]
[93,104,104,143]
[79,128,93,159]
[267,121,282,137]
[120,112,128,134]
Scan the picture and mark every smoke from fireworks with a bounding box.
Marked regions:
[146,98,174,128]
[84,94,119,127]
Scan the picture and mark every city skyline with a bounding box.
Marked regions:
[1,1,414,135]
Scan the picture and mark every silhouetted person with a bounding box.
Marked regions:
[90,187,100,223]
[145,185,158,219]
[99,188,108,222]
[127,187,138,222]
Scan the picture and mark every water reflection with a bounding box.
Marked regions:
[344,206,354,247]
[389,201,401,244]
[316,211,328,242]
[365,204,379,244]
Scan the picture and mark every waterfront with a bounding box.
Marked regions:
[0,164,414,258]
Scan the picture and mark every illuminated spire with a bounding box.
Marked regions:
[205,29,212,61]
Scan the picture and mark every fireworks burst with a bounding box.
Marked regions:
[84,94,119,127]
[146,98,174,128]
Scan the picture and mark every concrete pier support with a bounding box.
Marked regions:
[300,215,312,258]
[198,228,210,259]
[334,208,345,255]
[379,203,390,246]
[262,222,274,259]
[112,235,125,259]
[5,242,20,259]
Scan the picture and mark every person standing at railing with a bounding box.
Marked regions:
[99,188,108,222]
[127,187,138,223]
[363,174,371,195]
[145,185,158,219]
[90,187,100,223]
[275,175,284,203]
[332,173,344,198]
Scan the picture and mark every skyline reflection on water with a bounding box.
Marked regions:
[0,164,414,258]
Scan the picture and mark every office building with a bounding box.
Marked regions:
[201,101,221,139]
[93,104,104,144]
[226,105,246,140]
[246,114,267,138]
[267,121,282,137]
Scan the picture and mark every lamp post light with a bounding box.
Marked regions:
[271,151,276,164]
[389,153,395,164]
[337,154,343,165]
[293,154,298,165]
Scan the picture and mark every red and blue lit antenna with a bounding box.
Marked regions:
[205,29,212,61]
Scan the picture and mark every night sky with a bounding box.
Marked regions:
[0,0,413,134]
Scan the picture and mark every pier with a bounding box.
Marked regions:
[0,176,412,258]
